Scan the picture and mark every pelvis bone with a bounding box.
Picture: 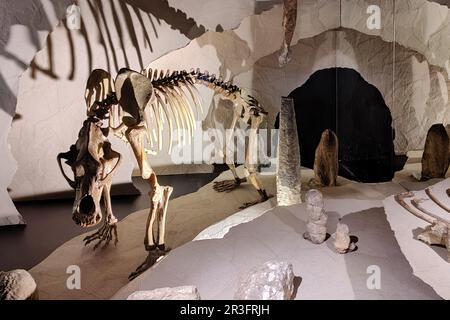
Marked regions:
[57,119,121,228]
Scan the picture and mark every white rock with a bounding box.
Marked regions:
[0,269,37,300]
[303,189,328,244]
[127,286,201,300]
[194,198,274,241]
[334,222,355,254]
[234,261,295,300]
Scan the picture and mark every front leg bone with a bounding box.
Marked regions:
[125,125,172,280]
[128,183,172,281]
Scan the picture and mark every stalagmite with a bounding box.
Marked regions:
[312,129,339,187]
[277,97,302,206]
[334,222,356,254]
[303,189,327,244]
[421,124,449,181]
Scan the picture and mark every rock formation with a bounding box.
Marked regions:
[313,129,339,187]
[421,124,449,181]
[334,222,356,254]
[234,261,295,300]
[277,97,302,206]
[279,0,298,66]
[127,286,201,300]
[0,270,38,300]
[303,189,328,244]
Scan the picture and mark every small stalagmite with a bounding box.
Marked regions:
[421,124,450,181]
[313,129,339,187]
[303,189,327,244]
[334,222,356,254]
[279,0,298,67]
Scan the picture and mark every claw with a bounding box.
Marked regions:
[239,193,273,210]
[83,223,118,249]
[128,247,169,281]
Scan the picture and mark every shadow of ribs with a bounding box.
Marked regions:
[57,67,271,280]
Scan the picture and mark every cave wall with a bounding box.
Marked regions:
[8,0,282,200]
[0,0,71,225]
[2,0,450,218]
[147,0,450,157]
[8,0,337,200]
[158,25,448,156]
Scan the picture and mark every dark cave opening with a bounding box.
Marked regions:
[279,67,403,183]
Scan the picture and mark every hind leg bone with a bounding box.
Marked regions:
[240,113,271,209]
[214,105,247,192]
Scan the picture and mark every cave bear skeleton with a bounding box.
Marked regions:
[57,68,271,279]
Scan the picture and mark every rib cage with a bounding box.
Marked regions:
[139,68,267,154]
[90,68,267,155]
[144,68,263,108]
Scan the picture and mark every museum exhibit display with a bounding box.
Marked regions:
[2,0,450,307]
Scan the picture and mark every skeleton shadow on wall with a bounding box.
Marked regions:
[0,0,70,116]
[0,0,208,117]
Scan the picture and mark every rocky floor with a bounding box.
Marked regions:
[18,157,450,299]
[115,199,440,299]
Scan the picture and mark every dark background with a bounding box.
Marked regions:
[277,68,404,183]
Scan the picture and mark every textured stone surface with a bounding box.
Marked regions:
[277,97,302,206]
[127,286,200,300]
[303,189,327,244]
[334,222,355,254]
[234,261,295,300]
[342,0,450,70]
[0,269,37,300]
[421,124,450,180]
